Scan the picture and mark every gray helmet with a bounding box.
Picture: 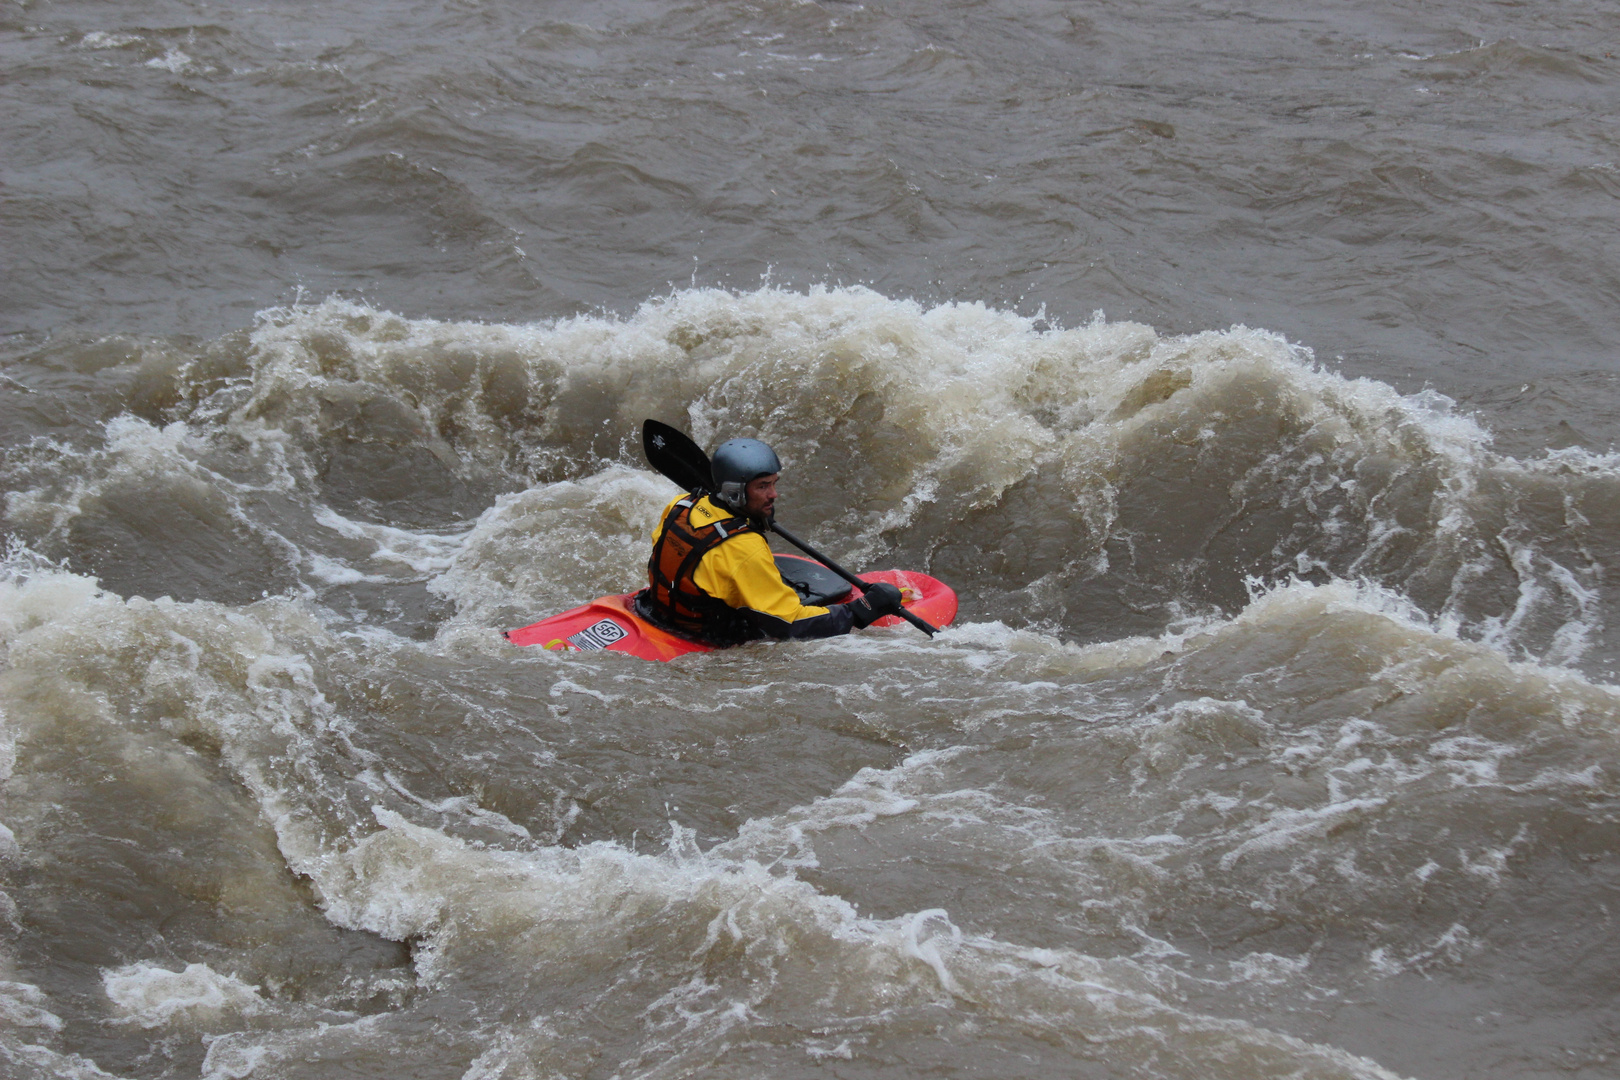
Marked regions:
[711,438,781,511]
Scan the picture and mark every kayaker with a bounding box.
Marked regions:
[634,437,905,645]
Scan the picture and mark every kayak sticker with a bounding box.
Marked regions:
[566,619,629,651]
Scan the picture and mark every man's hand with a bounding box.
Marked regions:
[850,582,904,629]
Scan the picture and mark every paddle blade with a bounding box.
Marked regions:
[643,419,714,493]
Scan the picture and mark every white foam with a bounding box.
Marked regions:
[0,568,112,652]
[0,544,1447,1077]
[101,963,264,1029]
[0,1041,125,1080]
[429,466,674,634]
[4,417,305,598]
[76,31,144,50]
[0,980,63,1033]
[1230,952,1311,985]
[1366,923,1482,978]
[294,807,1401,1079]
[304,554,382,585]
[1217,797,1391,872]
[312,507,469,577]
[145,48,191,72]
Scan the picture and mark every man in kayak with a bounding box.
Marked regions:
[634,437,905,646]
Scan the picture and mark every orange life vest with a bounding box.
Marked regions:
[638,495,758,645]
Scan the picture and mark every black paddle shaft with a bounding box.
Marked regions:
[640,420,940,637]
[766,520,938,637]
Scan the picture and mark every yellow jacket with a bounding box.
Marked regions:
[648,494,851,640]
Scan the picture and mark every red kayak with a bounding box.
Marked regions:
[504,554,956,660]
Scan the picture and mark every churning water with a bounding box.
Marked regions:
[4,2,1620,1079]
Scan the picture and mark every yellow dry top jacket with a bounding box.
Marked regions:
[637,493,856,645]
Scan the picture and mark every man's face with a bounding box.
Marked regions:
[744,473,779,517]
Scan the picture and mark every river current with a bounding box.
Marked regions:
[3,3,1620,1079]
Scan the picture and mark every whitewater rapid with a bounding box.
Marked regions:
[3,289,1619,1079]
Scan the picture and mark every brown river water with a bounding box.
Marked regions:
[3,2,1620,1078]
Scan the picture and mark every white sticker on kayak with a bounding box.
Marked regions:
[568,619,628,651]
